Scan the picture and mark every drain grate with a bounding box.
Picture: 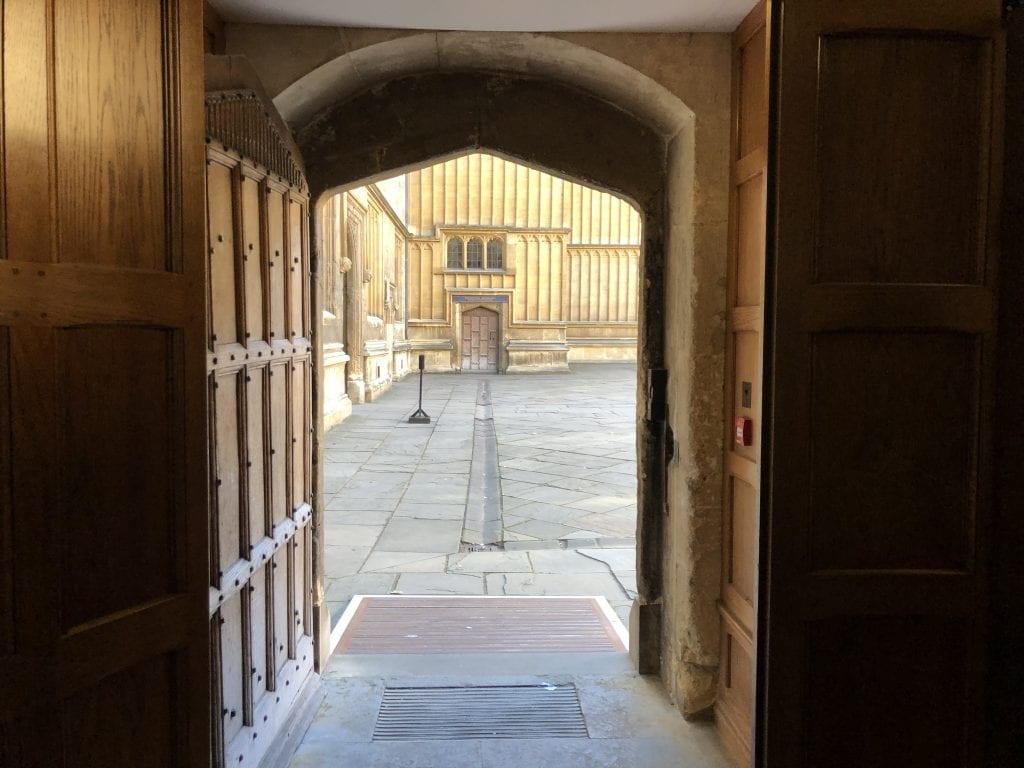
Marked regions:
[373,684,588,741]
[459,542,504,552]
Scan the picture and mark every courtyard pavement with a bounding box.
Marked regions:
[322,363,639,628]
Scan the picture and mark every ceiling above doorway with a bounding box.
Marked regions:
[207,0,758,33]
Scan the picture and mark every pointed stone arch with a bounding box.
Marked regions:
[266,32,728,716]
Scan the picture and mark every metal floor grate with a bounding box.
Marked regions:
[373,684,588,741]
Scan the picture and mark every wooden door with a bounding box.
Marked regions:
[763,2,1003,766]
[0,1,208,766]
[718,3,768,766]
[204,83,315,766]
[461,307,498,372]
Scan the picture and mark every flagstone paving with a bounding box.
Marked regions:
[322,363,638,628]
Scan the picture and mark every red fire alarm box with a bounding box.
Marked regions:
[734,416,753,447]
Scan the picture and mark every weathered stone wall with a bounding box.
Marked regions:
[319,185,411,405]
[225,27,731,718]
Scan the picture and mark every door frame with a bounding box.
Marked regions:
[287,36,728,714]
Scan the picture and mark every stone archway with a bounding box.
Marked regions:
[268,32,728,716]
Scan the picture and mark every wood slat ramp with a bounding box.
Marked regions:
[335,596,626,654]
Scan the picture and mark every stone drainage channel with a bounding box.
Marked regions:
[320,363,641,631]
[462,381,504,551]
[461,381,613,558]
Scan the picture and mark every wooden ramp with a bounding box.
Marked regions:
[334,596,627,654]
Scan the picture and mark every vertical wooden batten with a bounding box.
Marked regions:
[718,3,768,765]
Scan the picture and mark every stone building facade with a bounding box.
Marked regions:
[319,152,641,427]
[319,182,410,428]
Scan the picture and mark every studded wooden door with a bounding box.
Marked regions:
[762,2,1004,765]
[205,88,315,767]
[461,307,499,372]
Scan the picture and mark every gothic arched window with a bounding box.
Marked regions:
[486,238,503,269]
[446,237,464,269]
[466,237,484,269]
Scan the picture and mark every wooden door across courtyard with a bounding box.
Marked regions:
[461,307,499,372]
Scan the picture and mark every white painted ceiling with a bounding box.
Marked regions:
[210,0,756,33]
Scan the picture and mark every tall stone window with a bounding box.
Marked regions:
[446,237,463,268]
[487,238,503,269]
[466,237,484,269]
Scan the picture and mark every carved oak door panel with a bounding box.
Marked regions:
[0,1,208,765]
[205,90,314,768]
[461,307,499,372]
[763,2,1003,766]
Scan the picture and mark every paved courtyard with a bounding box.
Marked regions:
[322,363,638,628]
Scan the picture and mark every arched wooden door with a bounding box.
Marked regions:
[461,307,499,372]
[204,71,317,767]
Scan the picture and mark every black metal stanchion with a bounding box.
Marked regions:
[408,354,430,423]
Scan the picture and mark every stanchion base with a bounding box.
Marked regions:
[408,409,431,424]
